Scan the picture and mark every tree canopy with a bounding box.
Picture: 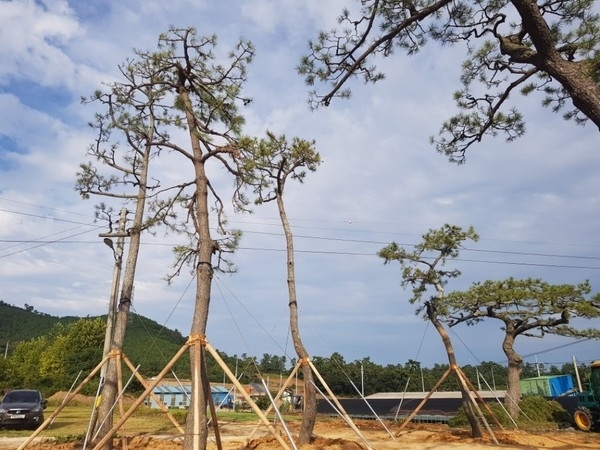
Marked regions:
[379,224,485,437]
[76,26,261,450]
[445,277,600,417]
[446,278,600,339]
[238,132,322,444]
[298,0,600,163]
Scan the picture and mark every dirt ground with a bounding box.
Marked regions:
[3,418,600,450]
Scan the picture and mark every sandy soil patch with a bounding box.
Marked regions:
[3,418,600,450]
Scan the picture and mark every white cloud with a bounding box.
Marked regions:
[0,0,81,87]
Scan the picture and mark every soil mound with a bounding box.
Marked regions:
[48,391,95,406]
[240,436,365,450]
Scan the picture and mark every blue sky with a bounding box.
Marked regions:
[1,0,599,371]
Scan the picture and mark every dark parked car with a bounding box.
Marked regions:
[0,389,47,429]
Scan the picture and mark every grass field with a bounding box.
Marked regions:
[0,401,298,442]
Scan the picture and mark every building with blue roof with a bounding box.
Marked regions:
[145,384,233,409]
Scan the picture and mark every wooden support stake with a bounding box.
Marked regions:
[307,359,373,450]
[115,350,128,450]
[454,367,499,446]
[90,340,191,450]
[395,367,452,434]
[121,353,185,434]
[202,346,223,450]
[458,367,505,430]
[190,334,202,450]
[204,342,292,450]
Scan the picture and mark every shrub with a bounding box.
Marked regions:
[448,396,569,429]
[254,395,270,410]
[54,434,86,444]
[519,396,570,424]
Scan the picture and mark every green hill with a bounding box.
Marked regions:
[0,301,79,345]
[0,300,189,376]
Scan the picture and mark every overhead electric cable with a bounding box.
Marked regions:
[1,207,599,269]
[230,217,600,249]
[522,338,594,359]
[0,197,98,219]
[0,223,101,251]
[2,205,598,265]
[236,247,600,270]
[0,207,106,227]
[243,230,600,261]
[0,227,104,259]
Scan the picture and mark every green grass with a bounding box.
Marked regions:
[0,404,301,440]
[214,410,302,423]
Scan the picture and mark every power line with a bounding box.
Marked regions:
[464,246,600,261]
[236,247,600,270]
[0,207,104,227]
[229,217,600,250]
[0,227,102,259]
[2,197,599,253]
[2,229,599,262]
[522,338,595,359]
[0,197,97,220]
[243,230,600,261]
[0,224,103,251]
[1,203,599,269]
[1,237,599,270]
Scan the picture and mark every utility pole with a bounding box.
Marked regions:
[573,356,583,392]
[93,192,145,450]
[3,340,8,359]
[360,362,364,397]
[99,208,128,379]
[85,208,128,448]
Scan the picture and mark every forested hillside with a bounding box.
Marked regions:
[0,301,189,378]
[0,300,79,345]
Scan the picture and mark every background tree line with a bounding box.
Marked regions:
[0,302,589,398]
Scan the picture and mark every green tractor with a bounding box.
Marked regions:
[574,360,600,431]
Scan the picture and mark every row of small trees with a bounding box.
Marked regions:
[0,318,106,393]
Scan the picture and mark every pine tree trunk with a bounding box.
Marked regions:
[93,150,149,450]
[277,194,317,444]
[181,86,213,450]
[502,331,522,419]
[511,0,600,128]
[426,302,483,438]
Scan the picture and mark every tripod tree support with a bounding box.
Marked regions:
[247,358,305,441]
[89,340,191,450]
[120,352,185,434]
[395,364,501,445]
[203,341,293,450]
[19,336,357,450]
[307,359,373,450]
